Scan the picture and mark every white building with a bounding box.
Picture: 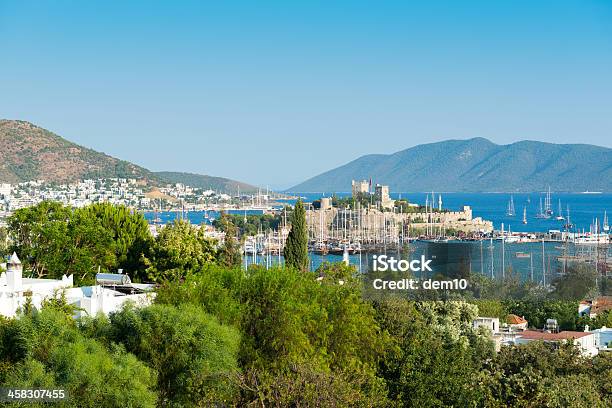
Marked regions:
[0,253,154,319]
[515,330,598,357]
[473,317,500,333]
[591,326,612,352]
[0,253,74,317]
[65,284,154,318]
[474,316,524,351]
[474,315,598,356]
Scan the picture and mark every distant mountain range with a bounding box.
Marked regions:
[0,120,258,193]
[289,138,612,193]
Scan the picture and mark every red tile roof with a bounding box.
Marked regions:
[507,314,527,325]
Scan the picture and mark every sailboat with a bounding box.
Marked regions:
[563,206,573,230]
[506,195,515,217]
[604,211,609,232]
[535,197,550,219]
[522,206,527,224]
[555,199,565,221]
[544,186,553,216]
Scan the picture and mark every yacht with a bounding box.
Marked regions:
[555,199,565,221]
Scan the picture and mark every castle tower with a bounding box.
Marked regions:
[6,252,23,291]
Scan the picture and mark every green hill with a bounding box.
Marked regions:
[288,138,612,192]
[0,120,257,193]
[0,120,158,184]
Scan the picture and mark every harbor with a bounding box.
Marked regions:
[143,182,612,282]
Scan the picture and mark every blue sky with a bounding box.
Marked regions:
[1,1,611,189]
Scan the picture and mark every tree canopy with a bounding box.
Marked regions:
[284,199,309,271]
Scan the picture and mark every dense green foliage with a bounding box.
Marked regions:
[3,201,611,406]
[156,264,389,406]
[374,298,495,406]
[213,212,286,237]
[82,304,240,406]
[1,258,611,406]
[7,202,226,284]
[143,219,217,282]
[8,202,116,284]
[78,203,152,275]
[283,199,309,271]
[478,342,610,407]
[0,308,157,407]
[8,202,153,284]
[215,212,242,268]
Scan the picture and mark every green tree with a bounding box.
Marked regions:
[550,264,598,300]
[238,266,388,406]
[144,219,217,282]
[284,199,308,271]
[505,299,579,330]
[154,264,243,326]
[77,203,152,279]
[106,304,240,406]
[64,209,117,284]
[374,298,494,406]
[213,212,285,237]
[0,309,157,408]
[7,201,72,277]
[477,341,603,407]
[216,212,242,268]
[7,202,116,285]
[0,226,9,259]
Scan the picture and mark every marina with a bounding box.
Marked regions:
[143,189,612,282]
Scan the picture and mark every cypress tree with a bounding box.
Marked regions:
[284,199,309,271]
[217,212,242,268]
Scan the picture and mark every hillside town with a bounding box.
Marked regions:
[0,178,276,220]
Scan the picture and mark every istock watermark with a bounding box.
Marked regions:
[362,251,472,299]
[372,255,433,272]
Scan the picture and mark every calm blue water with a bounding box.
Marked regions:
[286,192,612,233]
[142,209,265,225]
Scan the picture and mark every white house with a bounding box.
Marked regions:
[473,315,599,356]
[515,330,598,357]
[473,317,500,334]
[0,253,154,319]
[474,316,526,351]
[591,326,612,352]
[0,253,73,318]
[64,284,154,319]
